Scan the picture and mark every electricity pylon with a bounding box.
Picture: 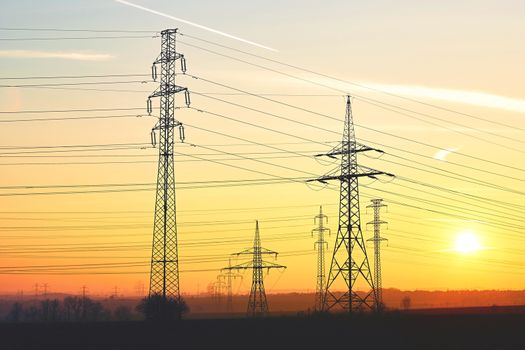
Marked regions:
[224,221,286,317]
[310,95,393,312]
[212,276,226,305]
[367,199,388,310]
[147,28,191,300]
[219,258,243,313]
[312,206,330,311]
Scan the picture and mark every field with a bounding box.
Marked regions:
[1,308,525,350]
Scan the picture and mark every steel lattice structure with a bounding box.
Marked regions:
[310,96,393,312]
[224,221,286,316]
[367,199,388,309]
[219,258,243,313]
[312,206,330,311]
[147,28,190,300]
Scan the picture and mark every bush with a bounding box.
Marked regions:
[136,294,189,321]
[114,306,133,321]
[6,303,23,322]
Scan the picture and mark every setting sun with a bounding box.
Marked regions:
[454,231,481,254]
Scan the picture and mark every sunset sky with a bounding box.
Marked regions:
[0,0,524,297]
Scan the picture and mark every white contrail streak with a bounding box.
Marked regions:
[115,0,277,52]
[315,77,525,113]
[0,50,113,61]
[363,83,525,114]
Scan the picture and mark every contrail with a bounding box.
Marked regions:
[115,0,277,52]
[361,83,525,114]
[315,77,525,113]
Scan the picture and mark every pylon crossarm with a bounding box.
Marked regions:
[223,260,252,270]
[358,165,396,178]
[366,220,388,226]
[154,52,184,64]
[317,143,384,158]
[231,248,254,256]
[260,260,286,269]
[259,247,279,256]
[149,85,187,99]
[309,172,384,183]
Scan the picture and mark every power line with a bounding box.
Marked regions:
[0,114,146,123]
[178,31,525,132]
[0,35,155,41]
[0,27,157,33]
[0,73,148,80]
[0,154,311,167]
[360,137,525,184]
[355,95,525,153]
[0,80,152,88]
[185,105,525,202]
[191,86,525,188]
[0,107,146,114]
[187,73,525,173]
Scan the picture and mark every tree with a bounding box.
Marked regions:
[114,306,133,321]
[401,296,412,311]
[6,303,23,322]
[40,299,60,322]
[63,296,83,321]
[62,296,109,321]
[136,294,189,321]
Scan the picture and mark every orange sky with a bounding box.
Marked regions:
[0,0,524,297]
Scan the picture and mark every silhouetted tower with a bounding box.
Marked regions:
[367,199,388,309]
[310,96,393,312]
[147,28,191,300]
[212,276,226,305]
[81,285,88,299]
[225,221,286,316]
[311,206,330,311]
[219,258,242,313]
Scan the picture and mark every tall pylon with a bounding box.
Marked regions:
[367,199,388,309]
[224,221,286,317]
[311,206,330,311]
[147,28,191,300]
[310,96,393,312]
[219,258,243,313]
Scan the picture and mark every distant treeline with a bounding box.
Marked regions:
[4,296,136,322]
[3,294,189,323]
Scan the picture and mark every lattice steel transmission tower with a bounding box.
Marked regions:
[224,221,286,316]
[311,206,330,311]
[219,258,242,313]
[310,95,393,312]
[147,28,191,300]
[212,276,226,305]
[367,199,388,309]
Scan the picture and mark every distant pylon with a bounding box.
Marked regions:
[219,258,242,313]
[212,276,226,305]
[224,221,286,316]
[311,206,330,311]
[310,96,393,312]
[367,199,388,310]
[147,28,191,301]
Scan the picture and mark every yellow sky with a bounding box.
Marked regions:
[0,0,524,296]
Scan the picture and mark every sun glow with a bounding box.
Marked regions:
[454,231,481,254]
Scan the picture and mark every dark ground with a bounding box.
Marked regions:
[1,311,525,350]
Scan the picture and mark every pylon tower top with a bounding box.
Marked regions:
[148,29,190,301]
[309,95,393,312]
[224,221,286,316]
